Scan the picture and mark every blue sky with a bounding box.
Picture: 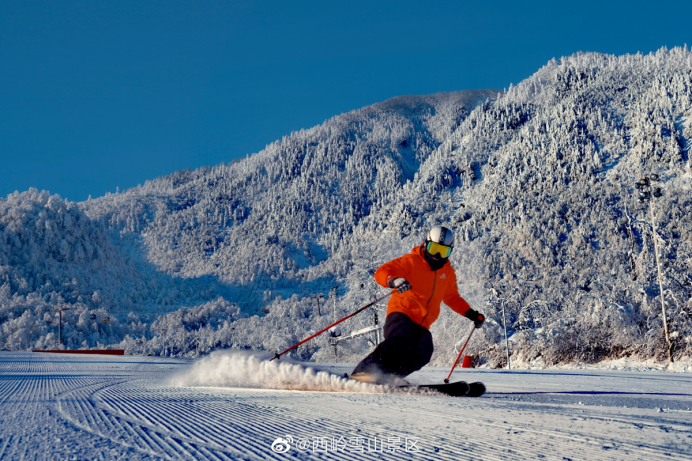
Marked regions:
[2,0,691,202]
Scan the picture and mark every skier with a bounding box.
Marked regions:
[350,226,485,384]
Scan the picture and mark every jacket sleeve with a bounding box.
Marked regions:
[374,254,414,288]
[443,269,472,316]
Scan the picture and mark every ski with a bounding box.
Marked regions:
[400,380,485,397]
[403,381,485,397]
[346,373,485,397]
[408,380,469,397]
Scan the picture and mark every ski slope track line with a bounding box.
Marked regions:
[1,352,691,460]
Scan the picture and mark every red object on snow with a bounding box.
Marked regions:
[32,349,125,356]
[461,355,474,368]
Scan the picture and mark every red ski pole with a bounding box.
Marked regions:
[270,291,394,361]
[444,326,476,383]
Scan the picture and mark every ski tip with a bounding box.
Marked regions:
[466,381,486,397]
[414,381,470,397]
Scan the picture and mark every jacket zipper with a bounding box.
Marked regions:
[419,269,437,326]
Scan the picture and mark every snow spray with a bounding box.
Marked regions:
[168,349,390,394]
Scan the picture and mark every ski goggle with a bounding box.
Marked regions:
[426,241,452,258]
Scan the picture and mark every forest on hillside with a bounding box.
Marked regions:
[1,48,691,367]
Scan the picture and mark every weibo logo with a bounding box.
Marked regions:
[271,436,293,453]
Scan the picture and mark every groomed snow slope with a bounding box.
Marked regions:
[1,351,691,460]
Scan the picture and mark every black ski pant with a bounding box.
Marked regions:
[352,312,434,378]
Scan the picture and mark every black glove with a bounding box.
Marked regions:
[465,309,485,328]
[388,278,412,293]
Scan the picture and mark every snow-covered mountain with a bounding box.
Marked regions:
[2,48,691,366]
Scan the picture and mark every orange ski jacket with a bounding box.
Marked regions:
[374,244,472,330]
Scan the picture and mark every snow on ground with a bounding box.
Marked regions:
[557,356,692,374]
[1,351,691,460]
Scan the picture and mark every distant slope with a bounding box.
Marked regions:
[83,89,498,302]
[1,48,691,366]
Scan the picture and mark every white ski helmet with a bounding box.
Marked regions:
[427,226,454,247]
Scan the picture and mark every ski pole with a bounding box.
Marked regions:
[444,326,476,383]
[270,291,393,361]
